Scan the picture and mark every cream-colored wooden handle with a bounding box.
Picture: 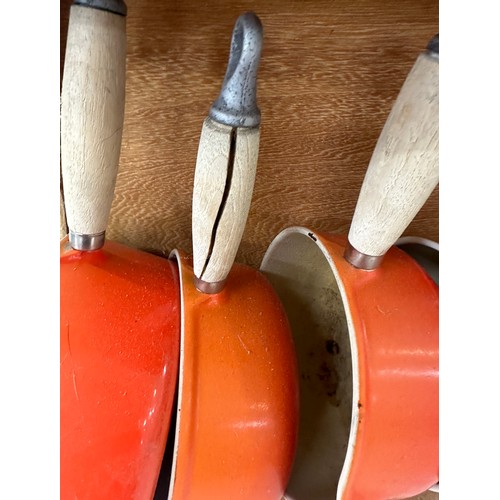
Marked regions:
[60,5,126,240]
[192,117,259,286]
[348,51,438,259]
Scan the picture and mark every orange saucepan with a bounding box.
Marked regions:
[60,239,180,499]
[162,12,299,498]
[261,36,439,500]
[163,251,298,498]
[60,2,179,498]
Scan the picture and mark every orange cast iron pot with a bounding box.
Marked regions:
[60,238,180,499]
[260,38,439,499]
[261,229,438,499]
[60,3,181,498]
[161,251,299,499]
[159,11,300,498]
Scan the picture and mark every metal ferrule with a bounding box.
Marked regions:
[194,276,227,295]
[343,241,384,270]
[73,0,127,16]
[209,12,263,128]
[69,230,106,251]
[426,33,439,59]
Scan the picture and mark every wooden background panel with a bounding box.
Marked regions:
[60,0,439,270]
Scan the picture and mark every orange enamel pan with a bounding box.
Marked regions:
[164,251,298,498]
[60,238,180,499]
[262,230,438,499]
[60,3,180,498]
[261,36,439,499]
[164,12,299,498]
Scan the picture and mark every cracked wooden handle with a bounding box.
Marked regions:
[60,183,67,240]
[60,3,126,248]
[192,117,260,292]
[191,12,262,292]
[347,48,439,266]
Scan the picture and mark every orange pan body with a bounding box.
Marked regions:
[168,250,300,499]
[261,229,438,500]
[60,238,180,499]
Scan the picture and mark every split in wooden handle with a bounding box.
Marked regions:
[60,181,68,240]
[345,35,439,270]
[192,12,263,294]
[60,0,127,251]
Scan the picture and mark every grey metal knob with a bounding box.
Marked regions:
[209,12,263,128]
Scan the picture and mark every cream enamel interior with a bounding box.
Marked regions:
[261,227,359,500]
[166,249,185,500]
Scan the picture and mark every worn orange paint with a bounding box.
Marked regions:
[319,233,438,499]
[60,238,180,500]
[169,250,300,499]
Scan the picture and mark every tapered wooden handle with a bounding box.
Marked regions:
[192,117,259,291]
[60,3,126,249]
[347,50,438,265]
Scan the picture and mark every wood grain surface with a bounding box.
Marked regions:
[60,0,439,270]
